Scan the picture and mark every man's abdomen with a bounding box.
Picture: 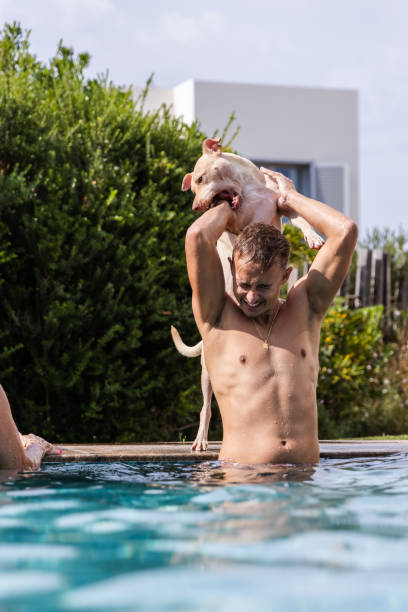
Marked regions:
[219,433,320,465]
[214,378,319,465]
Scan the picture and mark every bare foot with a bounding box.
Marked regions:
[19,433,60,471]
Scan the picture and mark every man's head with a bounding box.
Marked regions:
[230,223,292,318]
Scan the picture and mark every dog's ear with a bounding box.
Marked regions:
[202,138,222,155]
[182,173,193,191]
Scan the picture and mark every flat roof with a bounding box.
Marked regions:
[173,78,358,95]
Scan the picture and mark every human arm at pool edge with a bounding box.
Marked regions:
[261,168,358,317]
[0,385,57,471]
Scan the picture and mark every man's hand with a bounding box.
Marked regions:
[259,167,358,318]
[261,167,296,215]
[19,432,60,470]
[217,199,251,234]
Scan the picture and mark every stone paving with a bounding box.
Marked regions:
[45,440,408,463]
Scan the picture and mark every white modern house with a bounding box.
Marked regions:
[136,79,359,224]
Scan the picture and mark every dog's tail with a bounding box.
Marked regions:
[170,325,202,357]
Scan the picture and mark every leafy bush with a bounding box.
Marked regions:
[0,23,208,442]
[282,224,316,266]
[318,300,408,437]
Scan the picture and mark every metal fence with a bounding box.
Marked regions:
[288,248,408,309]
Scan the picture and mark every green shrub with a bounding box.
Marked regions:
[0,23,207,442]
[317,300,408,437]
[282,224,316,266]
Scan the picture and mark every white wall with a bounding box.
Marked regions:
[135,79,359,224]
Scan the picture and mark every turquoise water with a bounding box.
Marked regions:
[1,455,408,611]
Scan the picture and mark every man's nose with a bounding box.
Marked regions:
[246,289,259,303]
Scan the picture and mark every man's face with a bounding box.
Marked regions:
[231,255,291,318]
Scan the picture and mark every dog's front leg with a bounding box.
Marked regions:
[191,354,212,451]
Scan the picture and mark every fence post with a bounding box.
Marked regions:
[383,252,391,309]
[400,273,408,309]
[287,267,301,291]
[372,248,384,306]
[288,262,310,291]
[340,272,349,299]
[355,248,372,307]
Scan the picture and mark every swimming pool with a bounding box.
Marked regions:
[1,455,408,611]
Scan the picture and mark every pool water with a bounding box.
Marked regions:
[1,455,408,611]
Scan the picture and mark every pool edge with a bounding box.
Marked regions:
[44,441,408,463]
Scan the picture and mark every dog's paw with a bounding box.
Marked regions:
[304,230,325,250]
[191,437,208,452]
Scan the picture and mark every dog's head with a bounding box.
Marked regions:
[182,138,242,211]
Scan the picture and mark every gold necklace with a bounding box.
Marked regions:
[251,301,280,350]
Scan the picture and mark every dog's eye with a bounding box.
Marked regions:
[196,175,203,184]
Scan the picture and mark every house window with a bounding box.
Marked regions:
[256,162,312,197]
[256,161,349,215]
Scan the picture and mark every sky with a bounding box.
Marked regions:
[1,0,408,237]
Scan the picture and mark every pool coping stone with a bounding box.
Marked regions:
[45,440,408,463]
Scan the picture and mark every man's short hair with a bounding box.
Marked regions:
[232,223,290,270]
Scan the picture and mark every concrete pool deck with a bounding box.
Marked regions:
[46,440,408,462]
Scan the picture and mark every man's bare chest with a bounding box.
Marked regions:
[204,327,318,400]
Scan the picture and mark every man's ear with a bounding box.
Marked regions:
[282,266,293,284]
[182,173,192,191]
[202,138,222,156]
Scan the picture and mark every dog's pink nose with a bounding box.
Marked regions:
[192,200,205,211]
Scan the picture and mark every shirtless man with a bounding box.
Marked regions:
[0,385,57,471]
[185,170,357,464]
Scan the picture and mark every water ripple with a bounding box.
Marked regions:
[0,457,406,610]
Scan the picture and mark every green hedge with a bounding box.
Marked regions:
[0,23,207,442]
[318,300,408,438]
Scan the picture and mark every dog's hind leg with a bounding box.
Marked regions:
[289,216,324,250]
[191,354,212,452]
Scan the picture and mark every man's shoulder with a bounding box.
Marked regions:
[200,294,243,337]
[197,292,232,338]
[216,294,241,326]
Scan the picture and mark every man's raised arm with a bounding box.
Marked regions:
[261,168,358,317]
[185,201,240,336]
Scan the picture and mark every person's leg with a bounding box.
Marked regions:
[0,385,56,470]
